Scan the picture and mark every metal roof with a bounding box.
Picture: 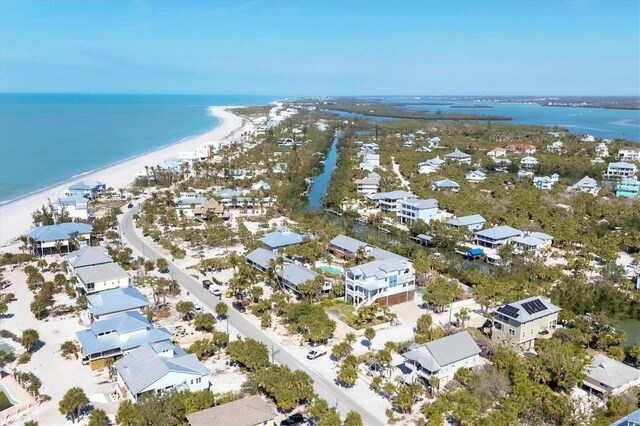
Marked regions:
[259,227,304,249]
[586,354,640,390]
[434,179,460,188]
[67,246,113,268]
[367,190,416,201]
[493,296,560,324]
[246,248,278,270]
[75,262,129,284]
[447,214,486,228]
[115,343,208,395]
[403,331,480,372]
[445,150,471,159]
[475,225,522,240]
[87,287,149,317]
[329,235,367,254]
[26,222,93,242]
[400,198,438,209]
[280,264,318,287]
[68,180,105,191]
[186,395,276,426]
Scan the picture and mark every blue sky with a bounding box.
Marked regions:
[0,0,638,96]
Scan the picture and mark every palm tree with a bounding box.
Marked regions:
[18,235,28,253]
[54,240,63,255]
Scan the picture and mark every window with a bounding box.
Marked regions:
[508,329,515,336]
[389,275,398,288]
[191,380,193,385]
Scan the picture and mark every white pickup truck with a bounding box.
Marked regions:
[306,346,327,360]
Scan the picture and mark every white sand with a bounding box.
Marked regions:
[0,106,244,247]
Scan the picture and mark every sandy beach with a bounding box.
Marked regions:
[0,106,244,247]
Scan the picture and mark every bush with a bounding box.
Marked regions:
[260,314,272,329]
[18,353,31,364]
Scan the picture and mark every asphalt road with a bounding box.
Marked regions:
[120,205,384,425]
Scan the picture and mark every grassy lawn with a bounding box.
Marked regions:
[326,303,357,323]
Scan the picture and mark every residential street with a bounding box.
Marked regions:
[120,205,385,425]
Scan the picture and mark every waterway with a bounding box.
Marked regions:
[325,98,640,142]
[307,130,342,210]
[616,319,640,346]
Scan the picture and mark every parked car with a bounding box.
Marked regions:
[232,301,246,313]
[306,346,327,360]
[202,279,213,289]
[193,304,204,314]
[280,413,306,426]
[209,285,222,297]
[127,203,134,208]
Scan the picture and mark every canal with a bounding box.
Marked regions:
[307,130,342,210]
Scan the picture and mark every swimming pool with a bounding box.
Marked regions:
[0,383,19,411]
[319,265,343,275]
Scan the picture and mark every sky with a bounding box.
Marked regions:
[0,0,638,96]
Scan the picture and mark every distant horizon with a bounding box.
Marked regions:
[2,91,639,99]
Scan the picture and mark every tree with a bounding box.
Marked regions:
[193,312,215,332]
[364,327,376,350]
[87,408,109,426]
[115,399,142,426]
[528,338,590,392]
[297,275,325,303]
[422,277,461,313]
[337,362,358,387]
[60,341,77,359]
[21,329,40,353]
[30,299,48,320]
[226,338,269,371]
[307,398,341,426]
[215,302,228,319]
[58,387,89,423]
[184,390,215,415]
[156,258,169,272]
[344,410,363,426]
[253,365,313,410]
[249,286,264,303]
[331,342,352,361]
[455,307,471,327]
[176,300,195,321]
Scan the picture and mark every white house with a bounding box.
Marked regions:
[52,196,90,220]
[546,141,563,153]
[617,147,640,162]
[605,162,638,179]
[65,180,106,199]
[581,134,596,143]
[418,157,446,174]
[427,137,441,147]
[487,147,507,159]
[520,156,539,170]
[466,170,487,183]
[532,174,559,190]
[116,342,209,401]
[444,149,472,165]
[583,354,640,396]
[433,179,460,192]
[251,180,271,192]
[475,226,522,248]
[345,258,415,308]
[355,172,381,195]
[367,190,417,213]
[174,195,207,217]
[514,232,553,253]
[75,262,131,294]
[569,175,600,195]
[595,143,609,157]
[397,198,440,225]
[403,331,482,390]
[446,214,486,231]
[26,222,92,256]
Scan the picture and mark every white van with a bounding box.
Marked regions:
[307,346,327,360]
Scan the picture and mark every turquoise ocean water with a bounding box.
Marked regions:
[0,94,276,204]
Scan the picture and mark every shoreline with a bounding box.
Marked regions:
[0,106,245,247]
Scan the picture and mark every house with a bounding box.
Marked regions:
[52,196,90,220]
[67,245,113,269]
[487,147,507,159]
[418,157,445,174]
[327,235,405,262]
[546,141,563,153]
[26,222,92,255]
[215,188,242,200]
[65,180,106,199]
[610,409,640,426]
[581,134,596,143]
[466,170,487,183]
[359,153,380,171]
[532,174,559,190]
[279,264,331,293]
[491,296,560,350]
[345,258,415,308]
[583,354,640,396]
[506,144,537,155]
[427,137,441,147]
[433,179,460,192]
[75,262,131,294]
[520,156,539,170]
[397,198,440,225]
[116,342,209,401]
[186,395,277,426]
[591,156,606,164]
[76,312,172,366]
[513,232,553,253]
[403,331,482,389]
[415,146,432,153]
[444,149,472,165]
[605,162,638,179]
[259,226,305,250]
[355,172,381,195]
[246,248,279,272]
[569,175,600,195]
[595,143,609,157]
[366,190,417,213]
[615,177,640,198]
[446,214,486,231]
[86,287,150,321]
[193,199,226,220]
[475,226,522,248]
[617,147,640,162]
[174,196,207,216]
[362,143,379,153]
[251,180,271,192]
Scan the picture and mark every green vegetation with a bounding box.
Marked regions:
[58,387,89,423]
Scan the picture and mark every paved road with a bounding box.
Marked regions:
[121,206,383,425]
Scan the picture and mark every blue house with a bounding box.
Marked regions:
[615,177,639,198]
[65,180,106,199]
[26,222,93,255]
[446,214,486,231]
[259,226,305,250]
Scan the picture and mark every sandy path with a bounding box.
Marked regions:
[0,106,244,247]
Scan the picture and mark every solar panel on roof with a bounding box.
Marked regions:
[497,305,519,318]
[521,299,547,315]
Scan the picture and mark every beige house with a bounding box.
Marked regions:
[491,296,560,350]
[76,263,131,294]
[186,395,277,426]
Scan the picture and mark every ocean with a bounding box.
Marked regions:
[0,93,276,204]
